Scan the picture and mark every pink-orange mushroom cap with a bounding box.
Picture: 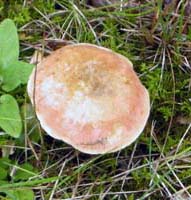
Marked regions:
[27,43,150,154]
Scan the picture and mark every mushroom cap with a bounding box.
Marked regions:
[27,43,150,154]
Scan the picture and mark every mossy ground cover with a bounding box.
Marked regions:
[0,0,191,199]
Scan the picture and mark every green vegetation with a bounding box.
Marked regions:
[0,0,191,199]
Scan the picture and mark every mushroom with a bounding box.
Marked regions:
[27,43,150,154]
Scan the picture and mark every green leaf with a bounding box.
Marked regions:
[0,157,11,169]
[0,94,22,138]
[1,61,34,92]
[0,167,7,180]
[0,19,19,67]
[0,176,58,189]
[3,189,34,200]
[0,180,8,185]
[14,163,37,181]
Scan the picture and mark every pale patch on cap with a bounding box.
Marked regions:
[64,91,114,124]
[40,76,68,108]
[107,125,126,146]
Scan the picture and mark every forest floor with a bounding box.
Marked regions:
[0,0,191,199]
